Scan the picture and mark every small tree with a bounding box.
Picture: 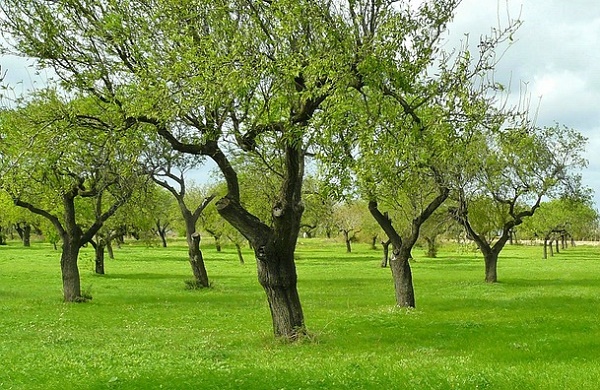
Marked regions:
[451,125,588,282]
[0,91,144,301]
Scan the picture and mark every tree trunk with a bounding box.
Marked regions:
[543,239,548,259]
[22,224,31,247]
[236,243,244,264]
[189,232,209,287]
[549,239,554,257]
[61,238,84,302]
[425,236,437,258]
[256,246,305,339]
[381,240,390,267]
[0,228,6,245]
[106,239,115,259]
[561,235,566,249]
[370,235,377,250]
[156,221,168,248]
[555,239,560,254]
[214,235,222,252]
[343,231,352,253]
[94,241,106,275]
[389,248,415,307]
[483,251,498,283]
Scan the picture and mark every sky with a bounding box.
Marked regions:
[446,0,600,206]
[2,0,600,205]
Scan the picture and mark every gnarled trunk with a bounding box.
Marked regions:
[256,244,305,339]
[61,238,83,302]
[390,248,415,307]
[484,251,498,283]
[189,232,209,287]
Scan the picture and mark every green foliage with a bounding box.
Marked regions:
[521,197,599,241]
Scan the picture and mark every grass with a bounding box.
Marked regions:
[1,239,600,389]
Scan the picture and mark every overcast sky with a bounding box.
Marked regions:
[447,0,600,206]
[2,1,600,205]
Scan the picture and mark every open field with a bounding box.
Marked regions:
[1,239,600,389]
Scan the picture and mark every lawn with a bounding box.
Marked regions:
[1,239,599,389]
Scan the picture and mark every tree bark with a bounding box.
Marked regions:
[543,239,548,259]
[389,248,415,307]
[381,239,390,267]
[106,239,115,259]
[156,221,168,248]
[370,235,378,250]
[236,243,244,264]
[555,239,559,254]
[189,232,209,287]
[342,230,352,253]
[549,239,554,257]
[61,238,83,302]
[94,241,106,275]
[214,235,222,252]
[22,223,31,247]
[425,236,437,258]
[483,250,498,283]
[256,244,305,339]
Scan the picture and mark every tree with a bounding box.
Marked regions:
[333,201,365,253]
[521,197,598,258]
[451,125,588,281]
[317,1,520,307]
[145,143,216,287]
[0,91,144,301]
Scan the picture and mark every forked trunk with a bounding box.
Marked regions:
[61,239,83,302]
[256,247,305,339]
[389,248,415,307]
[189,232,209,288]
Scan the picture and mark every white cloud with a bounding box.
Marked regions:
[447,0,600,205]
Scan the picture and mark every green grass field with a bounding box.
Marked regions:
[1,239,600,389]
